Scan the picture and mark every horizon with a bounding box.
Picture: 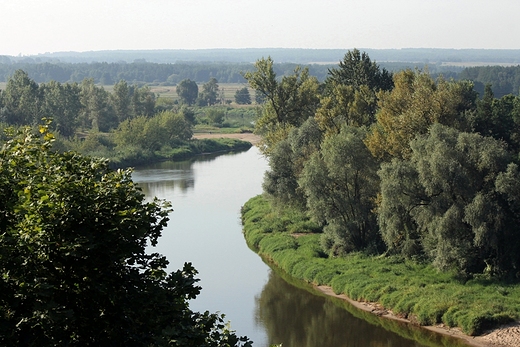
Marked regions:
[1,1,519,57]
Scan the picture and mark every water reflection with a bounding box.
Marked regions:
[256,269,473,347]
[132,155,221,196]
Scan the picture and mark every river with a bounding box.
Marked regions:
[131,146,468,347]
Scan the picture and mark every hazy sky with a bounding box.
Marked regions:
[2,0,519,56]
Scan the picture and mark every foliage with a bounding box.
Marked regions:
[365,69,477,160]
[299,126,381,254]
[0,125,251,346]
[242,194,520,337]
[205,108,226,127]
[326,49,394,92]
[243,57,320,155]
[176,79,199,106]
[262,117,322,209]
[198,77,220,106]
[378,123,520,274]
[79,78,117,132]
[469,85,520,151]
[40,80,82,137]
[234,87,252,105]
[0,70,41,125]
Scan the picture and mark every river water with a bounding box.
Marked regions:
[131,147,468,347]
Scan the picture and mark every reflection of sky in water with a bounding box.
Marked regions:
[131,148,271,346]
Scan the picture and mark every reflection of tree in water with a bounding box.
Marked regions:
[134,151,243,197]
[255,271,426,347]
[133,160,196,196]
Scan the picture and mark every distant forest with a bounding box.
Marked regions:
[1,48,519,96]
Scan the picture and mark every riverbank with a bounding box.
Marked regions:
[315,284,520,347]
[241,194,520,347]
[192,132,262,145]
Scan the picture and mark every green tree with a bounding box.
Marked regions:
[79,79,117,132]
[243,57,320,155]
[299,126,381,255]
[0,125,251,346]
[158,110,193,142]
[234,87,252,105]
[315,82,376,136]
[176,79,199,106]
[326,49,394,92]
[131,85,156,117]
[40,80,82,137]
[378,123,520,274]
[111,79,131,122]
[199,77,220,106]
[0,70,41,125]
[263,118,322,209]
[206,108,225,126]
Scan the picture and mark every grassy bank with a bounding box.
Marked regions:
[241,195,520,336]
[56,135,252,168]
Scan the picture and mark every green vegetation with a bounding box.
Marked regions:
[242,195,519,336]
[0,70,257,167]
[0,125,251,346]
[242,49,520,337]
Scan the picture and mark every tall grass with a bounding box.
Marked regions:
[241,195,520,336]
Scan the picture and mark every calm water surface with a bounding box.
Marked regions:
[132,147,467,347]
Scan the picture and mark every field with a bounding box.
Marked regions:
[0,82,257,106]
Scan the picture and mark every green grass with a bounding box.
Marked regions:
[58,134,252,168]
[241,194,520,336]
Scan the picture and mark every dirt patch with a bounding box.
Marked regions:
[192,132,262,145]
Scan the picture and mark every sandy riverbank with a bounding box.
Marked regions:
[192,132,262,145]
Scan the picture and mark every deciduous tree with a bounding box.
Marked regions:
[0,125,251,346]
[176,79,199,106]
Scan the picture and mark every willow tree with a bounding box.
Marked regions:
[378,123,520,274]
[299,126,381,255]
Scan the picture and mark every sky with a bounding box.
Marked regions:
[1,0,520,56]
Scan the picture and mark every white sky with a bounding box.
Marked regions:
[1,0,519,56]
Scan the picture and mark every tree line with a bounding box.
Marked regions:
[0,61,336,85]
[6,60,517,93]
[246,49,520,277]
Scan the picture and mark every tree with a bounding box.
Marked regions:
[40,80,82,137]
[79,79,117,132]
[158,110,193,142]
[0,70,41,125]
[111,79,131,122]
[315,82,376,136]
[365,69,477,160]
[326,49,393,92]
[243,57,320,155]
[299,126,381,255]
[234,87,252,105]
[378,123,520,274]
[131,85,156,118]
[263,117,322,209]
[199,77,220,106]
[0,125,251,346]
[206,108,225,126]
[176,79,199,106]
